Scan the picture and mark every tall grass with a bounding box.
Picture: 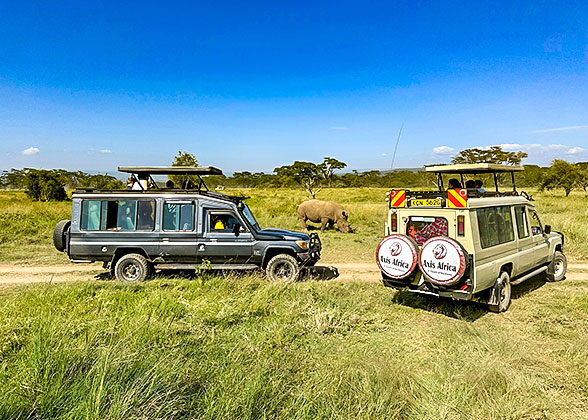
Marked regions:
[0,188,587,264]
[0,274,587,419]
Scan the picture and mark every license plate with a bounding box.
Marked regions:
[410,198,442,207]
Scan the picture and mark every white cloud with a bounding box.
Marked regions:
[530,125,588,134]
[495,143,523,150]
[330,126,349,130]
[100,149,112,154]
[567,147,586,155]
[22,147,39,156]
[380,152,388,157]
[433,146,456,155]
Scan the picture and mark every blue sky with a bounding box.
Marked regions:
[1,0,588,174]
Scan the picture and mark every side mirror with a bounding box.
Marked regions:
[544,225,551,234]
[232,223,241,236]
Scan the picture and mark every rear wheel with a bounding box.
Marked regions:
[266,254,300,283]
[546,251,567,282]
[488,271,511,313]
[114,253,150,283]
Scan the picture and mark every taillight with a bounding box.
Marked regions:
[457,215,465,236]
[391,212,397,232]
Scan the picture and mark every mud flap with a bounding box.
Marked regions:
[301,265,339,281]
[487,276,503,306]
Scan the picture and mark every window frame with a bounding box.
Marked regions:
[476,205,515,249]
[514,205,530,239]
[80,199,156,232]
[162,200,196,232]
[206,210,249,234]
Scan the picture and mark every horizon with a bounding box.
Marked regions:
[2,1,588,173]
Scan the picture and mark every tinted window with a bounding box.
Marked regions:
[477,206,515,248]
[514,206,529,239]
[163,202,195,231]
[81,199,154,231]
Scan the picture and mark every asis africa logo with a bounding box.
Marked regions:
[389,241,402,257]
[432,243,447,260]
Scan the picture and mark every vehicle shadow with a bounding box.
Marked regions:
[391,272,549,321]
[391,290,487,322]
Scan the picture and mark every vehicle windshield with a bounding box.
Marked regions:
[241,203,260,231]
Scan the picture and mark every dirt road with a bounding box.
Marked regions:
[0,262,587,287]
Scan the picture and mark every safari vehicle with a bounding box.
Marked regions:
[53,166,326,283]
[376,163,566,312]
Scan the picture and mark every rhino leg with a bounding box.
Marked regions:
[320,218,330,233]
[299,216,309,233]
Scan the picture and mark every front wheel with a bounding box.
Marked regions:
[114,253,151,283]
[266,254,300,283]
[546,251,567,282]
[488,271,512,313]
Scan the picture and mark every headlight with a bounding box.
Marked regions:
[296,240,308,249]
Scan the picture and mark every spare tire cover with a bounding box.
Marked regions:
[376,234,419,279]
[418,236,466,285]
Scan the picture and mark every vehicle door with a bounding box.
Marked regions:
[528,208,550,265]
[158,200,199,262]
[513,205,534,273]
[198,208,253,264]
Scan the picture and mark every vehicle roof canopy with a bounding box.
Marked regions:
[118,166,223,175]
[424,163,524,174]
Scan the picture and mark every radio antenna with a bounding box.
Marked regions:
[390,124,404,170]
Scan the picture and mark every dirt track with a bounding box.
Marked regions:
[0,262,587,287]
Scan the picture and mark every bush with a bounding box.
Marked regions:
[25,170,68,201]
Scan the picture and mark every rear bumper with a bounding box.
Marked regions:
[382,277,473,301]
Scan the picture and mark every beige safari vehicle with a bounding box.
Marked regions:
[376,163,566,312]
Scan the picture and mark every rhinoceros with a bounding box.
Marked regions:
[297,200,353,233]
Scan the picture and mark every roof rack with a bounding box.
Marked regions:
[117,166,223,192]
[424,163,523,193]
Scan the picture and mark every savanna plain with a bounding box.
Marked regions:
[0,188,587,419]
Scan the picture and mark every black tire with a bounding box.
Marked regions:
[488,271,512,313]
[546,251,567,282]
[266,254,300,283]
[114,253,150,283]
[53,220,71,252]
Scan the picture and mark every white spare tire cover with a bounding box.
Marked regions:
[418,237,466,286]
[376,234,418,279]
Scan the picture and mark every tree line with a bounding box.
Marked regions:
[2,148,587,201]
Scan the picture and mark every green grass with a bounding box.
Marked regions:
[0,274,587,419]
[3,188,585,265]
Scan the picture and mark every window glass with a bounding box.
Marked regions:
[514,206,529,239]
[163,202,195,231]
[406,216,448,245]
[209,213,246,233]
[530,210,543,236]
[81,200,102,230]
[476,206,515,248]
[81,199,154,231]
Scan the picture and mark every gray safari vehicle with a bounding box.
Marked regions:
[376,163,567,312]
[53,166,327,283]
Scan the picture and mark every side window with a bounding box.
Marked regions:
[529,210,543,236]
[476,206,514,248]
[81,199,154,231]
[81,200,102,230]
[514,206,529,239]
[208,212,247,233]
[163,202,195,231]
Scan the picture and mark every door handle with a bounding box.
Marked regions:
[197,244,206,252]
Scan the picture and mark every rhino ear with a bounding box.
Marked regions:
[342,211,347,218]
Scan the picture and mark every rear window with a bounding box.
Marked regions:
[81,199,155,231]
[406,216,448,245]
[476,206,514,248]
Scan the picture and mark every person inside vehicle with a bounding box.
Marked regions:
[132,174,149,190]
[465,180,476,189]
[475,180,486,193]
[136,203,154,230]
[448,178,462,189]
[166,180,175,189]
[213,216,226,230]
[407,218,448,245]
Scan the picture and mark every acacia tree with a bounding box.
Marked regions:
[319,157,347,187]
[169,151,198,187]
[274,161,324,198]
[25,170,68,201]
[451,146,528,165]
[540,159,582,196]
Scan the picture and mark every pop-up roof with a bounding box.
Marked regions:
[118,166,223,176]
[424,163,524,174]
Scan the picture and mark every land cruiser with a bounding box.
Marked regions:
[53,166,325,283]
[376,163,567,312]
